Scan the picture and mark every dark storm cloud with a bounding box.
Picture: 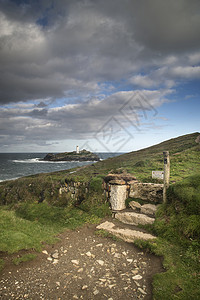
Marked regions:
[128,0,200,52]
[0,0,200,150]
[1,0,199,105]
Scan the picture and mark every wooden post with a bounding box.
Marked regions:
[163,151,170,203]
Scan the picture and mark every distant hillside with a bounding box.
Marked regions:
[0,132,199,205]
[83,132,200,183]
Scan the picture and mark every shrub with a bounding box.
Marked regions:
[89,177,103,194]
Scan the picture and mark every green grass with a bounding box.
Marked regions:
[13,254,37,266]
[134,174,200,299]
[135,238,200,300]
[0,200,109,256]
[0,207,59,253]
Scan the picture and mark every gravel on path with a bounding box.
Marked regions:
[0,221,163,300]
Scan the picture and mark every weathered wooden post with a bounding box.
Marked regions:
[163,151,170,203]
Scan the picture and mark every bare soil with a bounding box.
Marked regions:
[0,218,164,300]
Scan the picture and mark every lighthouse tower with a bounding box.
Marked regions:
[76,145,79,154]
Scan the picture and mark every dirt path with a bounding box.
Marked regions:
[0,219,163,300]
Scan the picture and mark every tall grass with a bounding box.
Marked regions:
[135,174,200,299]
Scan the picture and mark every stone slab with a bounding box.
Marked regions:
[115,212,155,226]
[129,183,163,203]
[96,221,156,242]
[141,204,158,216]
[129,201,142,210]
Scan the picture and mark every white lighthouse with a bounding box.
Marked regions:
[76,145,79,154]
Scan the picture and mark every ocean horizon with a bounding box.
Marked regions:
[0,152,123,182]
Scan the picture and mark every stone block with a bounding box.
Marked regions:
[96,221,156,242]
[141,204,157,216]
[109,185,127,210]
[115,212,155,226]
[129,183,163,203]
[129,201,141,210]
[109,179,126,185]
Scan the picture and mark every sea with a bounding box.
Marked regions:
[0,152,123,182]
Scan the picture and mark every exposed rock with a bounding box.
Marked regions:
[141,204,158,216]
[52,252,59,259]
[115,212,155,226]
[129,201,142,210]
[47,257,53,261]
[82,285,88,290]
[71,260,79,265]
[96,260,105,266]
[53,259,59,264]
[86,251,92,257]
[138,287,147,295]
[129,182,163,203]
[93,289,99,295]
[78,268,83,273]
[132,275,142,280]
[43,149,100,162]
[96,243,103,247]
[96,221,156,242]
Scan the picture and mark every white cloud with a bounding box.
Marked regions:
[170,66,200,79]
[130,75,155,88]
[189,52,200,64]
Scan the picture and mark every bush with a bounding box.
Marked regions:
[89,177,103,194]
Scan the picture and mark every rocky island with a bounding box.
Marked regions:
[43,149,100,162]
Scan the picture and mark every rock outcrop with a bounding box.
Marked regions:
[43,149,100,162]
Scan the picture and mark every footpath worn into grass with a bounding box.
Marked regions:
[0,221,163,300]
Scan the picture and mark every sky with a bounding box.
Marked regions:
[0,0,199,153]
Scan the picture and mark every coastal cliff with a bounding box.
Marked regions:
[43,149,100,162]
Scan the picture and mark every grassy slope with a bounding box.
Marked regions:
[0,132,199,207]
[135,174,200,299]
[0,132,200,298]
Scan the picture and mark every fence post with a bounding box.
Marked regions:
[163,151,170,203]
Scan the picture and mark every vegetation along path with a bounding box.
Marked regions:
[0,220,163,300]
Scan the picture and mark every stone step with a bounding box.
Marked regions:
[115,211,155,226]
[96,221,156,243]
[129,202,158,216]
